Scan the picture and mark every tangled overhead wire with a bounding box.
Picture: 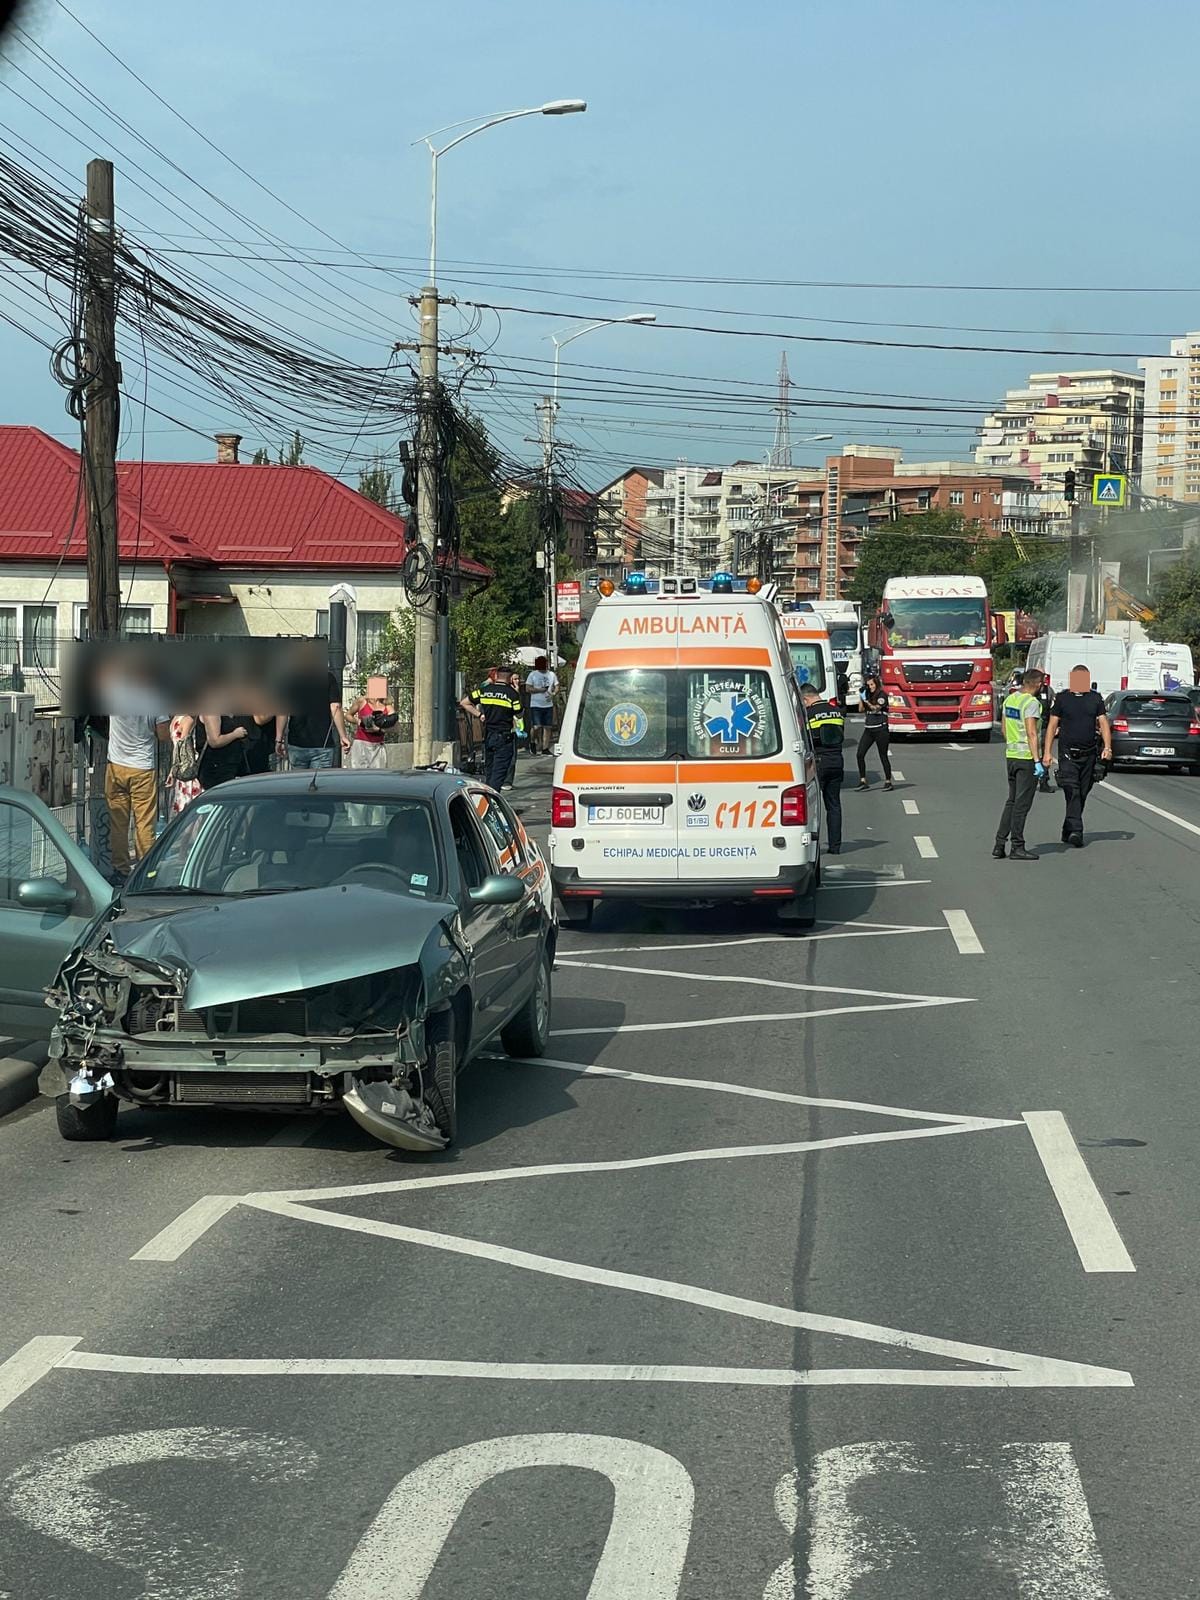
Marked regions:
[0,149,421,445]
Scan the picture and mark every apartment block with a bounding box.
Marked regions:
[1140,332,1200,502]
[975,369,1144,521]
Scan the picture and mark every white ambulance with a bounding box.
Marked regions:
[550,576,822,927]
[779,610,839,703]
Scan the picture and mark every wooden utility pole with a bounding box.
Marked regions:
[83,158,121,637]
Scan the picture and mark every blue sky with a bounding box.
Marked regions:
[1,0,1197,488]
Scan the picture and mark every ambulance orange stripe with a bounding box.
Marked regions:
[684,762,795,783]
[562,763,677,785]
[561,761,795,785]
[580,648,772,669]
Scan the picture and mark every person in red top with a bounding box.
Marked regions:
[350,686,398,770]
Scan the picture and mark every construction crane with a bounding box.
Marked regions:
[1102,576,1155,626]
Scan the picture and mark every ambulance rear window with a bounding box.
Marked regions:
[788,642,826,692]
[576,669,670,759]
[685,670,781,760]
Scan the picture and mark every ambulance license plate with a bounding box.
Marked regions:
[1142,745,1174,756]
[587,804,664,825]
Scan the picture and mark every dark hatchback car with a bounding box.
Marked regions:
[1,771,555,1152]
[1105,691,1200,772]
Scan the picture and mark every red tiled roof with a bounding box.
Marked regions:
[0,426,209,564]
[0,426,489,577]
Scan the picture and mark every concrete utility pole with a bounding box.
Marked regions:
[83,158,120,637]
[537,396,559,670]
[411,99,586,762]
[412,283,439,766]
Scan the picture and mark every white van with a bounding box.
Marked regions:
[550,577,821,928]
[1025,632,1126,698]
[1124,641,1194,693]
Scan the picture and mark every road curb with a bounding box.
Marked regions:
[0,1041,50,1120]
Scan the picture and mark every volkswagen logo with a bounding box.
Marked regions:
[687,793,706,812]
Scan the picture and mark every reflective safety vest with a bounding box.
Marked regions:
[806,698,845,769]
[1002,690,1040,759]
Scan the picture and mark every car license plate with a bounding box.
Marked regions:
[587,804,664,825]
[1142,745,1175,756]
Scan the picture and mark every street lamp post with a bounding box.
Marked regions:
[409,99,585,766]
[542,313,656,668]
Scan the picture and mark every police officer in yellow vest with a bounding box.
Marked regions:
[993,667,1047,861]
[801,683,845,854]
[460,666,524,790]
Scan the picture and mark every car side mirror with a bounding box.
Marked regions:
[469,873,525,906]
[17,877,76,911]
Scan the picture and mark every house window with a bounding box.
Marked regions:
[73,604,153,640]
[992,493,1001,505]
[0,604,59,668]
[316,608,390,664]
[948,490,965,506]
[972,490,982,504]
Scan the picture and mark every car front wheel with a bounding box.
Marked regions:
[422,1035,457,1145]
[501,951,552,1058]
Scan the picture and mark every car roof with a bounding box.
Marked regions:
[198,769,482,802]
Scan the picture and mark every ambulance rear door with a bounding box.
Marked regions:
[560,654,680,883]
[675,652,799,884]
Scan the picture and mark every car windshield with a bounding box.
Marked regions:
[127,795,443,899]
[788,642,826,692]
[1120,694,1192,720]
[885,597,987,648]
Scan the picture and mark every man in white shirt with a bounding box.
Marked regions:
[524,655,559,755]
[106,714,169,877]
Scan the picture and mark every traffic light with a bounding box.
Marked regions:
[1064,469,1076,503]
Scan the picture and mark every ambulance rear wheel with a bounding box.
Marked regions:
[781,884,817,931]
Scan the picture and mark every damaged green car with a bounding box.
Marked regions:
[0,772,555,1150]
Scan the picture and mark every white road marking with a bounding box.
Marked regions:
[914,834,938,858]
[902,798,919,815]
[510,1055,1013,1126]
[3,1426,318,1600]
[820,862,907,879]
[942,909,983,954]
[327,1434,693,1599]
[130,1196,241,1262]
[52,1350,1120,1389]
[265,1119,321,1148]
[1098,779,1200,839]
[554,958,959,1005]
[564,923,942,957]
[243,1195,1132,1388]
[0,1337,80,1415]
[891,768,905,781]
[266,1117,1014,1208]
[818,879,932,890]
[947,742,969,750]
[551,998,965,1038]
[775,1442,1115,1599]
[1022,1111,1136,1273]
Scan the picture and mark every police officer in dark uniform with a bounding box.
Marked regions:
[1042,663,1113,848]
[801,682,845,854]
[460,665,523,791]
[1034,674,1055,792]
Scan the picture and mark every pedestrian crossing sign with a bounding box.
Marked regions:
[1092,473,1126,507]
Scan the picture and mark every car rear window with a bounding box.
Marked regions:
[685,670,781,759]
[1120,694,1193,719]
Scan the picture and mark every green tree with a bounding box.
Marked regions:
[251,444,270,465]
[1146,549,1200,654]
[450,589,520,687]
[278,430,306,466]
[846,512,975,610]
[997,555,1067,623]
[357,455,393,507]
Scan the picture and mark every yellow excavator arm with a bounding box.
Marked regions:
[1103,576,1156,625]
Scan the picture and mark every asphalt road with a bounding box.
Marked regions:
[0,738,1196,1597]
